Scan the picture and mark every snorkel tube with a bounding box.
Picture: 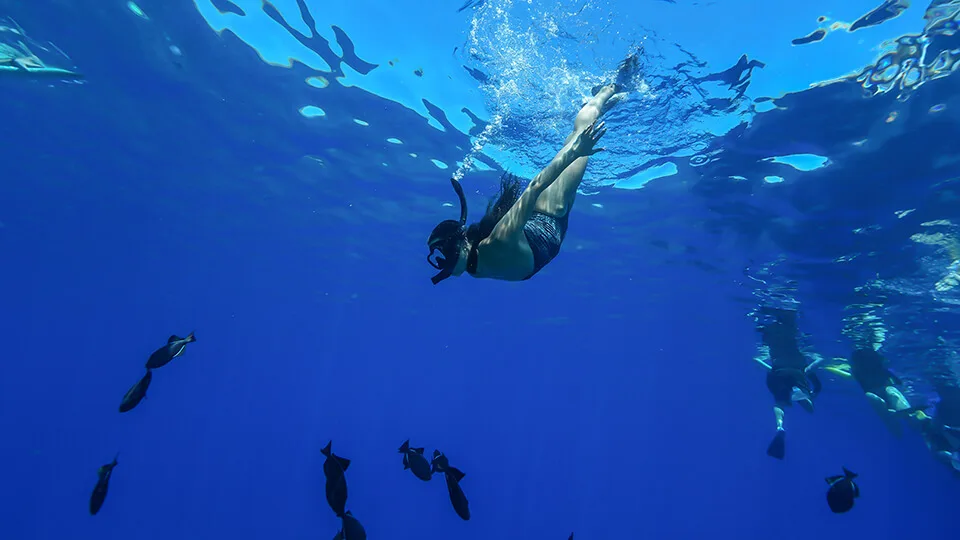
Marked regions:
[427,178,469,285]
[450,177,468,224]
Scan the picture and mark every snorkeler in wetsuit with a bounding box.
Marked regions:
[754,308,823,460]
[426,53,641,284]
[843,347,920,437]
[919,382,960,474]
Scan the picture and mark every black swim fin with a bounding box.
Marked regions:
[766,430,786,460]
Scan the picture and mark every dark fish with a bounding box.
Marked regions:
[791,28,827,46]
[321,441,351,516]
[693,54,765,89]
[340,510,367,540]
[89,453,119,515]
[849,0,910,33]
[145,332,196,369]
[825,467,859,513]
[119,370,152,413]
[211,0,246,16]
[398,439,432,481]
[463,65,489,84]
[432,450,470,520]
[456,0,485,13]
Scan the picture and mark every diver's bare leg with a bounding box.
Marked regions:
[535,84,617,217]
[884,386,911,412]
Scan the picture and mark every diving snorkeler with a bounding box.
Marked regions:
[828,347,922,437]
[918,382,960,474]
[754,308,824,460]
[0,23,83,81]
[426,54,641,284]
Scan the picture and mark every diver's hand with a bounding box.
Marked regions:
[571,120,606,157]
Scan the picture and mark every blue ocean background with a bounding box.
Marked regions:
[1,0,959,538]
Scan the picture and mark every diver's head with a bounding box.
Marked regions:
[427,221,469,284]
[427,177,469,285]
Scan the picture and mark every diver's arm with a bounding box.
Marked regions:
[804,353,826,373]
[754,357,773,370]
[488,122,605,242]
[754,345,773,370]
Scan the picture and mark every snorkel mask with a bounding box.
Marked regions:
[427,177,468,285]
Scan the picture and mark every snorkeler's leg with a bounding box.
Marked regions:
[535,85,617,217]
[866,392,889,415]
[945,425,960,449]
[933,449,960,471]
[885,386,911,412]
[767,406,786,459]
[866,390,905,437]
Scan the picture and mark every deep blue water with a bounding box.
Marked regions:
[2,0,959,539]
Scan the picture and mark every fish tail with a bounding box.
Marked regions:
[399,439,410,453]
[187,331,196,343]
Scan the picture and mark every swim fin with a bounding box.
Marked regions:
[767,430,786,460]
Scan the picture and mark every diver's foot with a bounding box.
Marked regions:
[614,48,642,92]
[590,82,617,98]
[590,49,643,96]
[587,48,643,112]
[605,89,628,110]
[584,83,624,115]
[583,84,627,116]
